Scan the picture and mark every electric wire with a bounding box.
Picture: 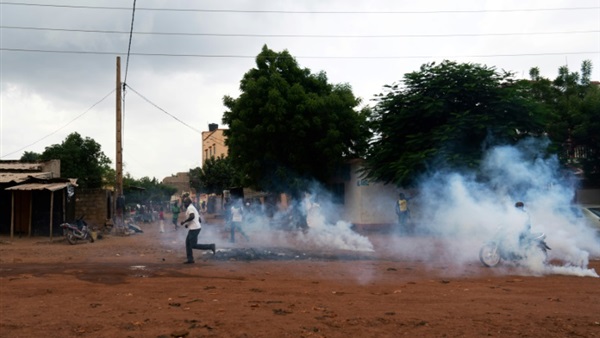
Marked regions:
[1,2,596,156]
[123,0,136,87]
[2,25,598,39]
[1,2,597,14]
[0,89,115,159]
[122,0,137,152]
[125,84,203,135]
[1,47,597,59]
[202,133,227,148]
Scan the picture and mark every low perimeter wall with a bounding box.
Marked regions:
[74,189,112,229]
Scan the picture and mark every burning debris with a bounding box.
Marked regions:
[208,247,377,262]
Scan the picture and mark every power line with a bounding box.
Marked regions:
[125,84,202,135]
[203,133,227,148]
[1,2,597,14]
[0,89,115,159]
[2,25,598,39]
[123,0,136,87]
[122,0,138,148]
[1,47,598,59]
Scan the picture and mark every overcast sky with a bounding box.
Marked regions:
[1,0,598,180]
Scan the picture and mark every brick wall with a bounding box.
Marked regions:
[74,189,112,229]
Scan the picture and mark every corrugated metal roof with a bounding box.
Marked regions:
[0,172,52,184]
[5,181,73,192]
[0,162,43,171]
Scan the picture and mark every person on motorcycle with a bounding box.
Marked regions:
[515,201,532,243]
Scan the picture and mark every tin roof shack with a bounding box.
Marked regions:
[0,160,77,240]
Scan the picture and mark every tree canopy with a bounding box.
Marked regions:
[364,60,548,187]
[39,132,112,189]
[123,174,177,206]
[527,60,600,186]
[189,155,239,195]
[20,151,41,161]
[222,45,371,195]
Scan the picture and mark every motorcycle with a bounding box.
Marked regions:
[479,228,551,267]
[60,215,95,245]
[125,218,144,233]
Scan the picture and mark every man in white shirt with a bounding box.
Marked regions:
[181,197,215,264]
[230,199,250,243]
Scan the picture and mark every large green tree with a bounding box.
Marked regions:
[123,174,177,206]
[189,155,239,195]
[40,132,111,189]
[222,45,371,195]
[528,60,600,186]
[20,151,41,161]
[364,60,548,186]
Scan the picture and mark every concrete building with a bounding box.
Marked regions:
[162,172,192,200]
[201,123,228,165]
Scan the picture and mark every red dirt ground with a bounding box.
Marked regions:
[1,218,599,338]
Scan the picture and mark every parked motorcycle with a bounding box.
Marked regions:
[125,218,144,233]
[479,228,551,267]
[60,215,95,245]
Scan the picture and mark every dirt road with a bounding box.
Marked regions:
[1,220,599,337]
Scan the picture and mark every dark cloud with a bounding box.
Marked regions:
[1,0,598,178]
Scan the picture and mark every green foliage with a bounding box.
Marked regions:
[577,85,600,185]
[40,132,111,189]
[529,60,600,186]
[365,60,547,187]
[222,45,371,194]
[189,155,239,195]
[123,173,177,206]
[20,151,41,161]
[103,167,116,188]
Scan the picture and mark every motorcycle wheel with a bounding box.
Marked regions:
[66,231,77,245]
[479,243,501,267]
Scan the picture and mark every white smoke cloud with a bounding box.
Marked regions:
[397,137,599,277]
[239,186,374,253]
[158,137,598,279]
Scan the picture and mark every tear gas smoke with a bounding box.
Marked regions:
[156,138,597,279]
[405,137,599,277]
[241,183,374,252]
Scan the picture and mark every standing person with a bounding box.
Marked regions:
[181,197,216,264]
[223,197,232,232]
[171,202,181,230]
[230,199,249,243]
[158,207,165,233]
[395,193,412,233]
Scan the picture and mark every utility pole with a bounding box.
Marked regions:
[115,56,123,226]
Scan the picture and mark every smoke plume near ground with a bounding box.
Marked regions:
[153,138,597,279]
[406,138,599,277]
[240,185,374,253]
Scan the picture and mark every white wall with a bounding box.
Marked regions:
[342,161,398,226]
